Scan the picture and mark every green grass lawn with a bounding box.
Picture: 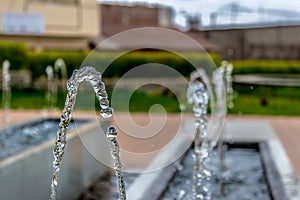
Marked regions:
[228,84,300,116]
[109,89,180,113]
[1,84,300,116]
[229,94,300,115]
[1,88,181,113]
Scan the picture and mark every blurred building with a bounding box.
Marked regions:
[100,3,173,37]
[96,3,218,52]
[0,0,99,51]
[199,22,300,59]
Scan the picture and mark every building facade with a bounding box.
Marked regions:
[100,3,173,37]
[98,3,217,52]
[199,23,300,60]
[0,0,99,50]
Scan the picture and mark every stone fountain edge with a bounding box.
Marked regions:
[126,120,299,200]
[0,117,111,200]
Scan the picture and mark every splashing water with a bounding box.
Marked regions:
[217,61,234,109]
[187,69,211,200]
[216,63,226,175]
[214,65,228,195]
[2,60,11,125]
[225,63,234,109]
[106,126,126,199]
[45,65,55,112]
[54,58,68,108]
[216,61,234,195]
[49,66,126,200]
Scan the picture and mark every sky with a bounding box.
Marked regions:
[100,0,300,29]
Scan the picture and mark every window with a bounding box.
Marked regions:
[28,0,79,5]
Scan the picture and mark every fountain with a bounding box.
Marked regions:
[95,64,290,200]
[158,66,289,199]
[225,63,233,109]
[216,61,234,194]
[184,67,228,199]
[0,68,114,200]
[121,65,285,199]
[0,63,292,200]
[54,58,67,88]
[2,59,11,126]
[45,65,55,112]
[34,60,292,200]
[49,66,126,200]
[53,58,68,109]
[0,114,110,200]
[186,69,211,200]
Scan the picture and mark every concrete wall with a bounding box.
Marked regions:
[200,25,300,60]
[0,119,110,200]
[201,29,245,59]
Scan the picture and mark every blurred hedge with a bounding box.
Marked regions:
[0,41,222,78]
[3,42,300,78]
[84,51,222,78]
[0,41,28,70]
[28,51,88,78]
[232,60,300,74]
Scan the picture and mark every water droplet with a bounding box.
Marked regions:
[202,186,209,192]
[106,126,117,138]
[100,98,109,108]
[97,81,105,90]
[178,190,186,198]
[203,169,211,176]
[176,164,184,171]
[100,107,113,118]
[97,89,107,98]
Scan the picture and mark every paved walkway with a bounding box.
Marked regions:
[269,117,300,177]
[1,110,300,177]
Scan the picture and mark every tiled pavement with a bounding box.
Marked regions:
[1,110,300,177]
